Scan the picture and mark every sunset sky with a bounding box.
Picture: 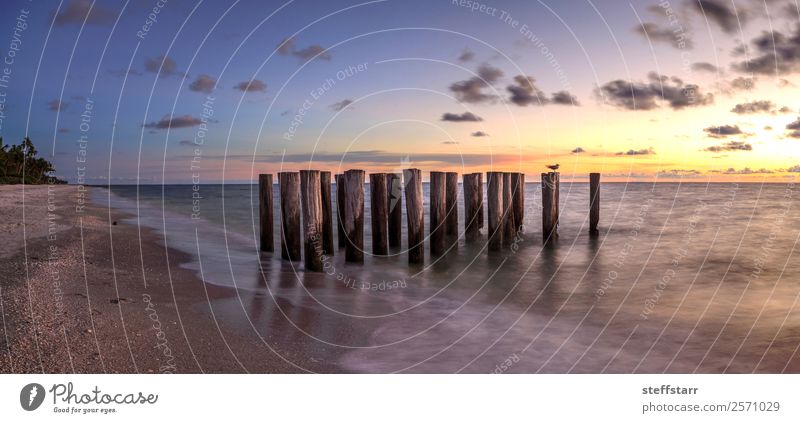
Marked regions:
[1,0,799,183]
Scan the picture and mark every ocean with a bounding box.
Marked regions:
[95,181,800,373]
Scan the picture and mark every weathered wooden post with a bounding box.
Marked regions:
[279,172,301,260]
[259,174,274,252]
[502,172,515,246]
[300,170,323,271]
[429,171,446,255]
[542,172,559,242]
[343,170,365,263]
[487,171,503,251]
[511,172,525,234]
[463,173,481,241]
[336,174,346,249]
[320,171,334,255]
[445,172,459,239]
[477,172,484,229]
[589,172,600,235]
[386,173,402,248]
[404,168,424,264]
[370,173,388,255]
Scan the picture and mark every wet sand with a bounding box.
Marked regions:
[0,185,338,373]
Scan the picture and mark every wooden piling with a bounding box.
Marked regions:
[463,173,481,241]
[320,171,334,255]
[430,171,446,255]
[343,170,365,263]
[279,172,301,260]
[589,172,600,235]
[336,174,346,249]
[477,173,484,229]
[386,173,402,248]
[445,172,459,239]
[300,170,323,271]
[258,174,274,252]
[502,173,515,246]
[487,171,503,251]
[511,172,525,234]
[542,172,559,242]
[404,168,424,264]
[370,173,388,255]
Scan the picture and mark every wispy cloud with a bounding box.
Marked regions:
[144,114,202,130]
[233,79,267,92]
[441,112,483,122]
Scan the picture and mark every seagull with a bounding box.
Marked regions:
[546,164,560,171]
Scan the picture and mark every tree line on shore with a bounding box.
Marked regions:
[0,137,66,184]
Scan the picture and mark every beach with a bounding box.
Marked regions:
[0,185,335,373]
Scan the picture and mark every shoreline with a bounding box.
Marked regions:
[0,185,334,373]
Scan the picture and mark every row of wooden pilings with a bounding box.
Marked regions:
[258,170,601,271]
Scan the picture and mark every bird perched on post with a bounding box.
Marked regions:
[546,164,560,171]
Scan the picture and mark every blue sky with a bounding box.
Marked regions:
[1,0,799,182]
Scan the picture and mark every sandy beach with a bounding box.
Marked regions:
[0,185,329,373]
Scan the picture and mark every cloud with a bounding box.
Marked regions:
[441,141,459,144]
[53,0,118,26]
[550,90,580,106]
[571,147,585,154]
[690,0,744,34]
[705,141,752,152]
[657,169,702,177]
[144,114,202,130]
[144,55,178,77]
[189,74,216,93]
[616,147,656,156]
[233,79,267,92]
[691,62,719,73]
[596,72,714,110]
[47,99,67,111]
[441,112,483,122]
[788,165,800,172]
[720,167,773,174]
[733,25,800,74]
[506,75,548,106]
[730,100,791,114]
[458,48,475,62]
[276,37,331,61]
[471,131,489,137]
[634,22,693,49]
[703,124,743,137]
[449,64,503,103]
[730,76,755,91]
[330,99,353,111]
[179,140,195,146]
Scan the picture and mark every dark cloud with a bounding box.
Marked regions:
[441,112,483,122]
[550,90,580,106]
[330,99,353,111]
[786,118,800,137]
[730,100,778,114]
[276,37,331,61]
[449,64,503,104]
[179,140,195,146]
[634,22,693,49]
[690,0,744,34]
[506,75,548,106]
[703,124,743,137]
[571,147,585,154]
[705,141,752,152]
[730,76,756,90]
[144,55,178,77]
[596,72,713,110]
[458,48,475,62]
[233,79,267,92]
[691,62,719,73]
[189,74,216,93]
[53,0,118,26]
[471,131,489,137]
[733,25,800,74]
[720,167,772,174]
[616,147,656,156]
[144,114,202,130]
[47,99,67,111]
